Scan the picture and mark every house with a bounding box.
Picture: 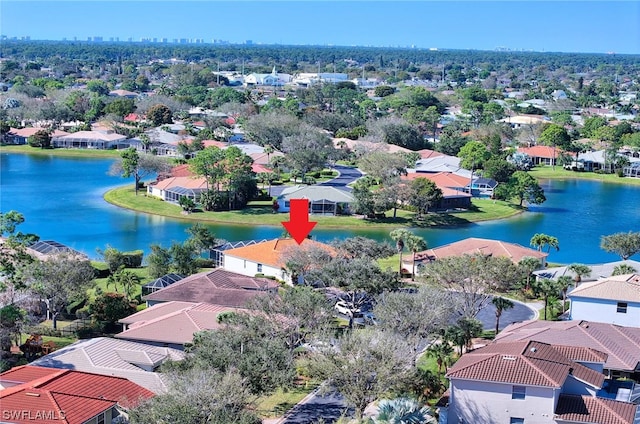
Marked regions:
[222,238,335,284]
[440,340,639,424]
[414,237,548,269]
[109,89,138,98]
[568,273,640,327]
[292,72,348,86]
[116,301,247,349]
[209,239,269,268]
[244,67,291,86]
[495,319,640,381]
[25,240,88,260]
[401,172,472,210]
[624,162,640,178]
[517,145,563,166]
[142,268,279,308]
[413,154,468,175]
[332,138,412,155]
[146,175,209,203]
[499,114,550,129]
[471,177,499,198]
[29,337,184,393]
[277,185,355,215]
[533,260,640,283]
[0,365,153,423]
[5,127,69,145]
[52,130,128,149]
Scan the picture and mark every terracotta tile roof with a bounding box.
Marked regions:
[495,320,640,372]
[116,302,247,345]
[446,341,604,389]
[517,145,564,159]
[555,394,637,424]
[170,164,192,177]
[56,130,126,142]
[151,176,208,190]
[402,172,470,190]
[415,237,547,263]
[199,139,227,149]
[0,365,61,385]
[569,273,640,303]
[417,149,445,159]
[8,127,69,138]
[0,366,153,423]
[223,238,335,268]
[331,137,411,154]
[142,269,278,306]
[250,151,284,165]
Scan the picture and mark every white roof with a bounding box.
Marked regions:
[569,273,640,303]
[278,185,354,203]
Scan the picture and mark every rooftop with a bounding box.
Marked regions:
[569,273,640,303]
[223,238,335,268]
[415,237,547,263]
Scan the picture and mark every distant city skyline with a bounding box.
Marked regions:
[2,1,639,54]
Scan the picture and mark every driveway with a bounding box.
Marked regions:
[281,388,353,424]
[475,297,537,331]
[319,165,362,191]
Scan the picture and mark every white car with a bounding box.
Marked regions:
[334,300,359,317]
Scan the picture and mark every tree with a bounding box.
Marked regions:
[86,80,110,96]
[504,171,546,207]
[185,223,220,255]
[169,241,199,276]
[425,340,454,374]
[518,256,542,291]
[89,292,137,325]
[375,85,396,97]
[27,253,96,329]
[130,367,260,424]
[281,129,335,175]
[357,151,408,185]
[374,287,459,365]
[27,129,51,149]
[147,103,173,126]
[483,157,516,183]
[103,97,136,117]
[308,329,414,420]
[389,229,412,276]
[532,278,564,320]
[243,111,300,149]
[557,275,573,314]
[98,245,125,273]
[567,263,591,285]
[539,124,571,148]
[600,231,640,260]
[458,140,491,171]
[146,244,172,278]
[612,263,637,276]
[447,317,483,354]
[331,236,396,260]
[189,146,227,190]
[491,296,514,335]
[408,177,443,217]
[420,254,523,318]
[405,235,427,281]
[109,147,172,195]
[530,233,560,253]
[106,266,141,300]
[374,397,436,423]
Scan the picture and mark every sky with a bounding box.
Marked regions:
[1,1,639,54]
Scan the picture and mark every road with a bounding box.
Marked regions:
[282,388,353,424]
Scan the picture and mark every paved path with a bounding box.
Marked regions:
[476,296,539,331]
[319,165,362,191]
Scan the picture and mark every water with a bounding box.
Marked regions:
[1,153,639,263]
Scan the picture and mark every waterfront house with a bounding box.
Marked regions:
[439,340,639,424]
[29,337,185,393]
[401,172,472,210]
[517,145,563,167]
[52,130,128,150]
[0,365,154,423]
[146,175,209,204]
[496,319,640,381]
[5,127,69,145]
[568,273,640,327]
[276,185,355,215]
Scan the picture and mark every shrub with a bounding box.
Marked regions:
[122,250,144,268]
[194,257,215,268]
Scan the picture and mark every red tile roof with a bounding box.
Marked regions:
[0,366,153,423]
[517,145,563,159]
[555,394,637,424]
[416,237,547,263]
[223,238,335,268]
[151,176,208,190]
[417,149,445,159]
[446,341,604,389]
[9,128,69,138]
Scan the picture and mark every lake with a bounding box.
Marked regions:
[1,153,639,264]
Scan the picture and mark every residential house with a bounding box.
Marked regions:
[25,240,88,260]
[496,319,640,381]
[568,274,640,327]
[116,301,246,350]
[414,237,548,270]
[4,127,69,145]
[52,130,128,150]
[401,172,472,210]
[222,238,335,284]
[332,137,412,155]
[142,268,279,308]
[141,273,185,296]
[440,340,639,424]
[533,260,640,283]
[276,185,355,215]
[209,239,269,268]
[499,114,550,129]
[0,365,153,424]
[517,145,563,166]
[146,175,209,203]
[29,337,184,393]
[413,154,469,175]
[624,162,640,178]
[244,67,292,86]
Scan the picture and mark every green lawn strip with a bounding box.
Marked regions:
[0,145,122,158]
[18,333,77,350]
[105,185,521,229]
[529,166,640,186]
[254,383,318,418]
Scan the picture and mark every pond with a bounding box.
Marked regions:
[1,153,639,264]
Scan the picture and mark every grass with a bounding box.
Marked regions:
[529,165,640,186]
[18,333,77,350]
[0,144,122,158]
[105,185,522,229]
[254,383,318,418]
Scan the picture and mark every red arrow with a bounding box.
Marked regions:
[282,199,317,244]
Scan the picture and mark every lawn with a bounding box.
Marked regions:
[254,383,318,418]
[0,144,122,158]
[529,165,640,186]
[105,185,522,229]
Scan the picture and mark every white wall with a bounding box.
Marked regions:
[570,297,640,327]
[223,255,286,282]
[448,379,558,424]
[561,375,598,397]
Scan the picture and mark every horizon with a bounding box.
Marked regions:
[2,1,639,55]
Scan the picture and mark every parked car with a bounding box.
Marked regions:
[334,300,359,317]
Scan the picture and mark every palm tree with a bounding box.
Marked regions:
[375,397,435,424]
[107,266,141,301]
[405,235,427,281]
[530,233,560,253]
[612,263,637,276]
[533,278,564,320]
[557,276,574,314]
[426,340,454,374]
[389,229,412,277]
[492,296,514,335]
[519,256,542,291]
[567,263,591,286]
